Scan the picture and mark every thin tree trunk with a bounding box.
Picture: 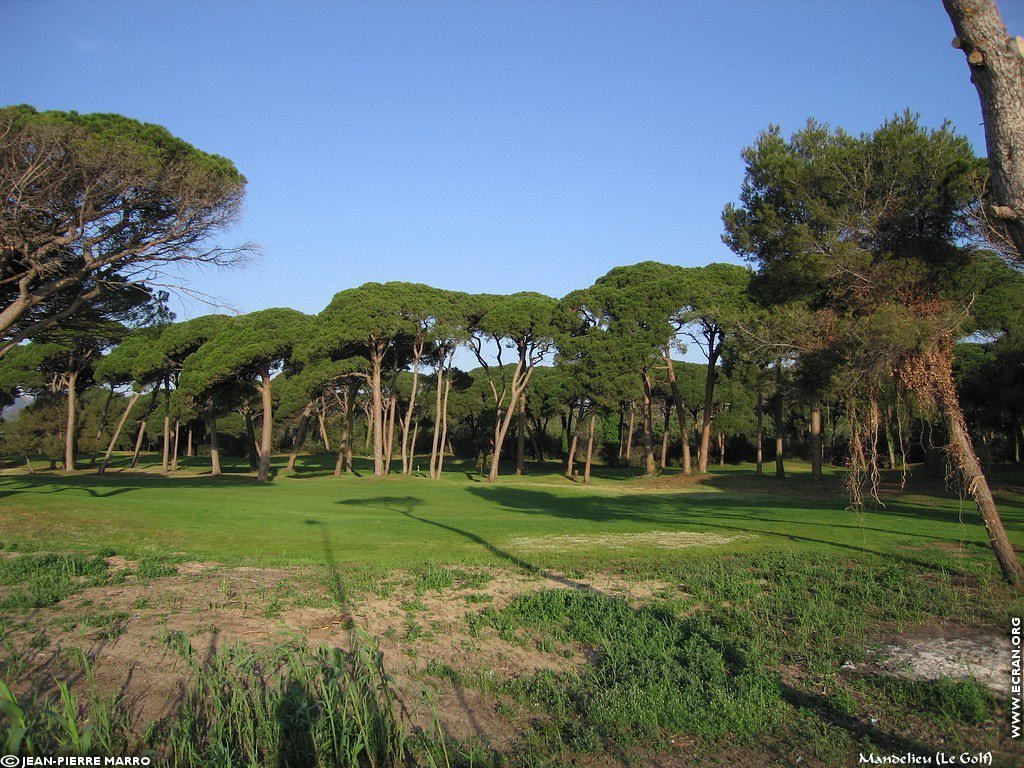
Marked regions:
[400,351,422,475]
[810,397,823,480]
[24,456,34,473]
[659,406,670,469]
[171,420,180,472]
[257,371,274,482]
[99,392,140,474]
[487,361,533,483]
[186,424,194,457]
[95,385,114,441]
[245,411,259,470]
[565,429,579,479]
[718,432,726,466]
[288,403,313,471]
[410,420,419,471]
[64,370,78,470]
[664,350,692,474]
[775,389,785,479]
[345,381,357,473]
[697,340,721,473]
[437,379,452,477]
[430,367,444,479]
[515,398,526,475]
[641,372,657,475]
[755,391,764,476]
[383,385,398,475]
[371,349,385,476]
[583,411,597,484]
[207,414,221,477]
[317,406,331,452]
[617,404,626,459]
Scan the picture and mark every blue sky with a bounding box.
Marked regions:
[3,0,1022,320]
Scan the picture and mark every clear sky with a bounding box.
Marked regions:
[3,0,1022,320]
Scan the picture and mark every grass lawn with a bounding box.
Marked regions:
[0,453,1022,767]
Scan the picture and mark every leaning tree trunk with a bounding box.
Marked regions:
[99,392,141,474]
[565,423,579,480]
[64,370,79,471]
[257,370,274,482]
[515,398,526,475]
[624,402,635,462]
[809,396,823,480]
[399,349,423,475]
[171,420,180,472]
[659,406,671,470]
[944,0,1024,260]
[288,403,313,471]
[437,378,452,477]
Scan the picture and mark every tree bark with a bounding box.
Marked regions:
[99,392,140,474]
[399,347,423,475]
[565,428,579,480]
[515,398,526,475]
[697,335,722,473]
[774,390,785,479]
[370,345,386,476]
[664,351,692,475]
[640,372,657,475]
[430,367,445,479]
[317,406,331,453]
[583,411,597,484]
[659,405,670,469]
[437,378,453,477]
[809,397,823,480]
[171,420,180,472]
[64,370,78,471]
[130,388,161,469]
[257,371,273,482]
[288,403,313,471]
[244,411,259,471]
[718,432,726,466]
[625,402,635,461]
[186,424,194,458]
[206,414,221,477]
[943,0,1024,260]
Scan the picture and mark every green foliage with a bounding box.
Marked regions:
[0,553,110,611]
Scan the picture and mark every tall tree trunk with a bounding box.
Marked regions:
[64,370,79,470]
[95,385,114,441]
[755,391,764,477]
[317,406,331,452]
[583,411,597,484]
[659,406,670,469]
[99,392,140,474]
[383,384,398,475]
[430,367,445,479]
[515,398,526,475]
[487,360,533,483]
[257,371,274,482]
[288,403,313,471]
[371,349,385,476]
[664,350,692,474]
[697,340,721,473]
[944,0,1024,260]
[617,404,626,459]
[130,388,160,469]
[641,372,657,475]
[565,429,579,480]
[775,389,786,479]
[207,414,221,477]
[718,432,726,466]
[161,384,171,475]
[171,420,180,472]
[400,350,422,475]
[186,423,194,457]
[245,411,259,471]
[810,397,823,480]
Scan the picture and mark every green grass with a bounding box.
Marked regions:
[0,453,1020,580]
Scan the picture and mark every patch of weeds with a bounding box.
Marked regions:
[400,599,427,613]
[264,594,282,617]
[403,619,430,643]
[463,593,491,605]
[425,660,458,679]
[0,553,111,610]
[134,557,179,581]
[413,566,455,595]
[449,568,494,590]
[132,597,150,610]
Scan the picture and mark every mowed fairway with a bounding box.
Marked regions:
[1,455,1021,573]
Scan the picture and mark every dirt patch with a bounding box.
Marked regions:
[866,631,1011,695]
[507,531,756,551]
[175,560,220,576]
[103,555,135,572]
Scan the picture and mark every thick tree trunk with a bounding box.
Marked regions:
[99,392,140,474]
[697,343,721,473]
[207,414,221,477]
[755,391,764,477]
[257,371,274,482]
[288,403,313,471]
[810,397,823,480]
[664,350,692,474]
[64,370,78,471]
[775,391,785,479]
[583,411,597,484]
[186,424,193,458]
[944,0,1024,259]
[641,372,657,475]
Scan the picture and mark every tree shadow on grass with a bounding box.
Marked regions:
[335,495,601,593]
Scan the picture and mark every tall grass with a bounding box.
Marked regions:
[1,636,455,768]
